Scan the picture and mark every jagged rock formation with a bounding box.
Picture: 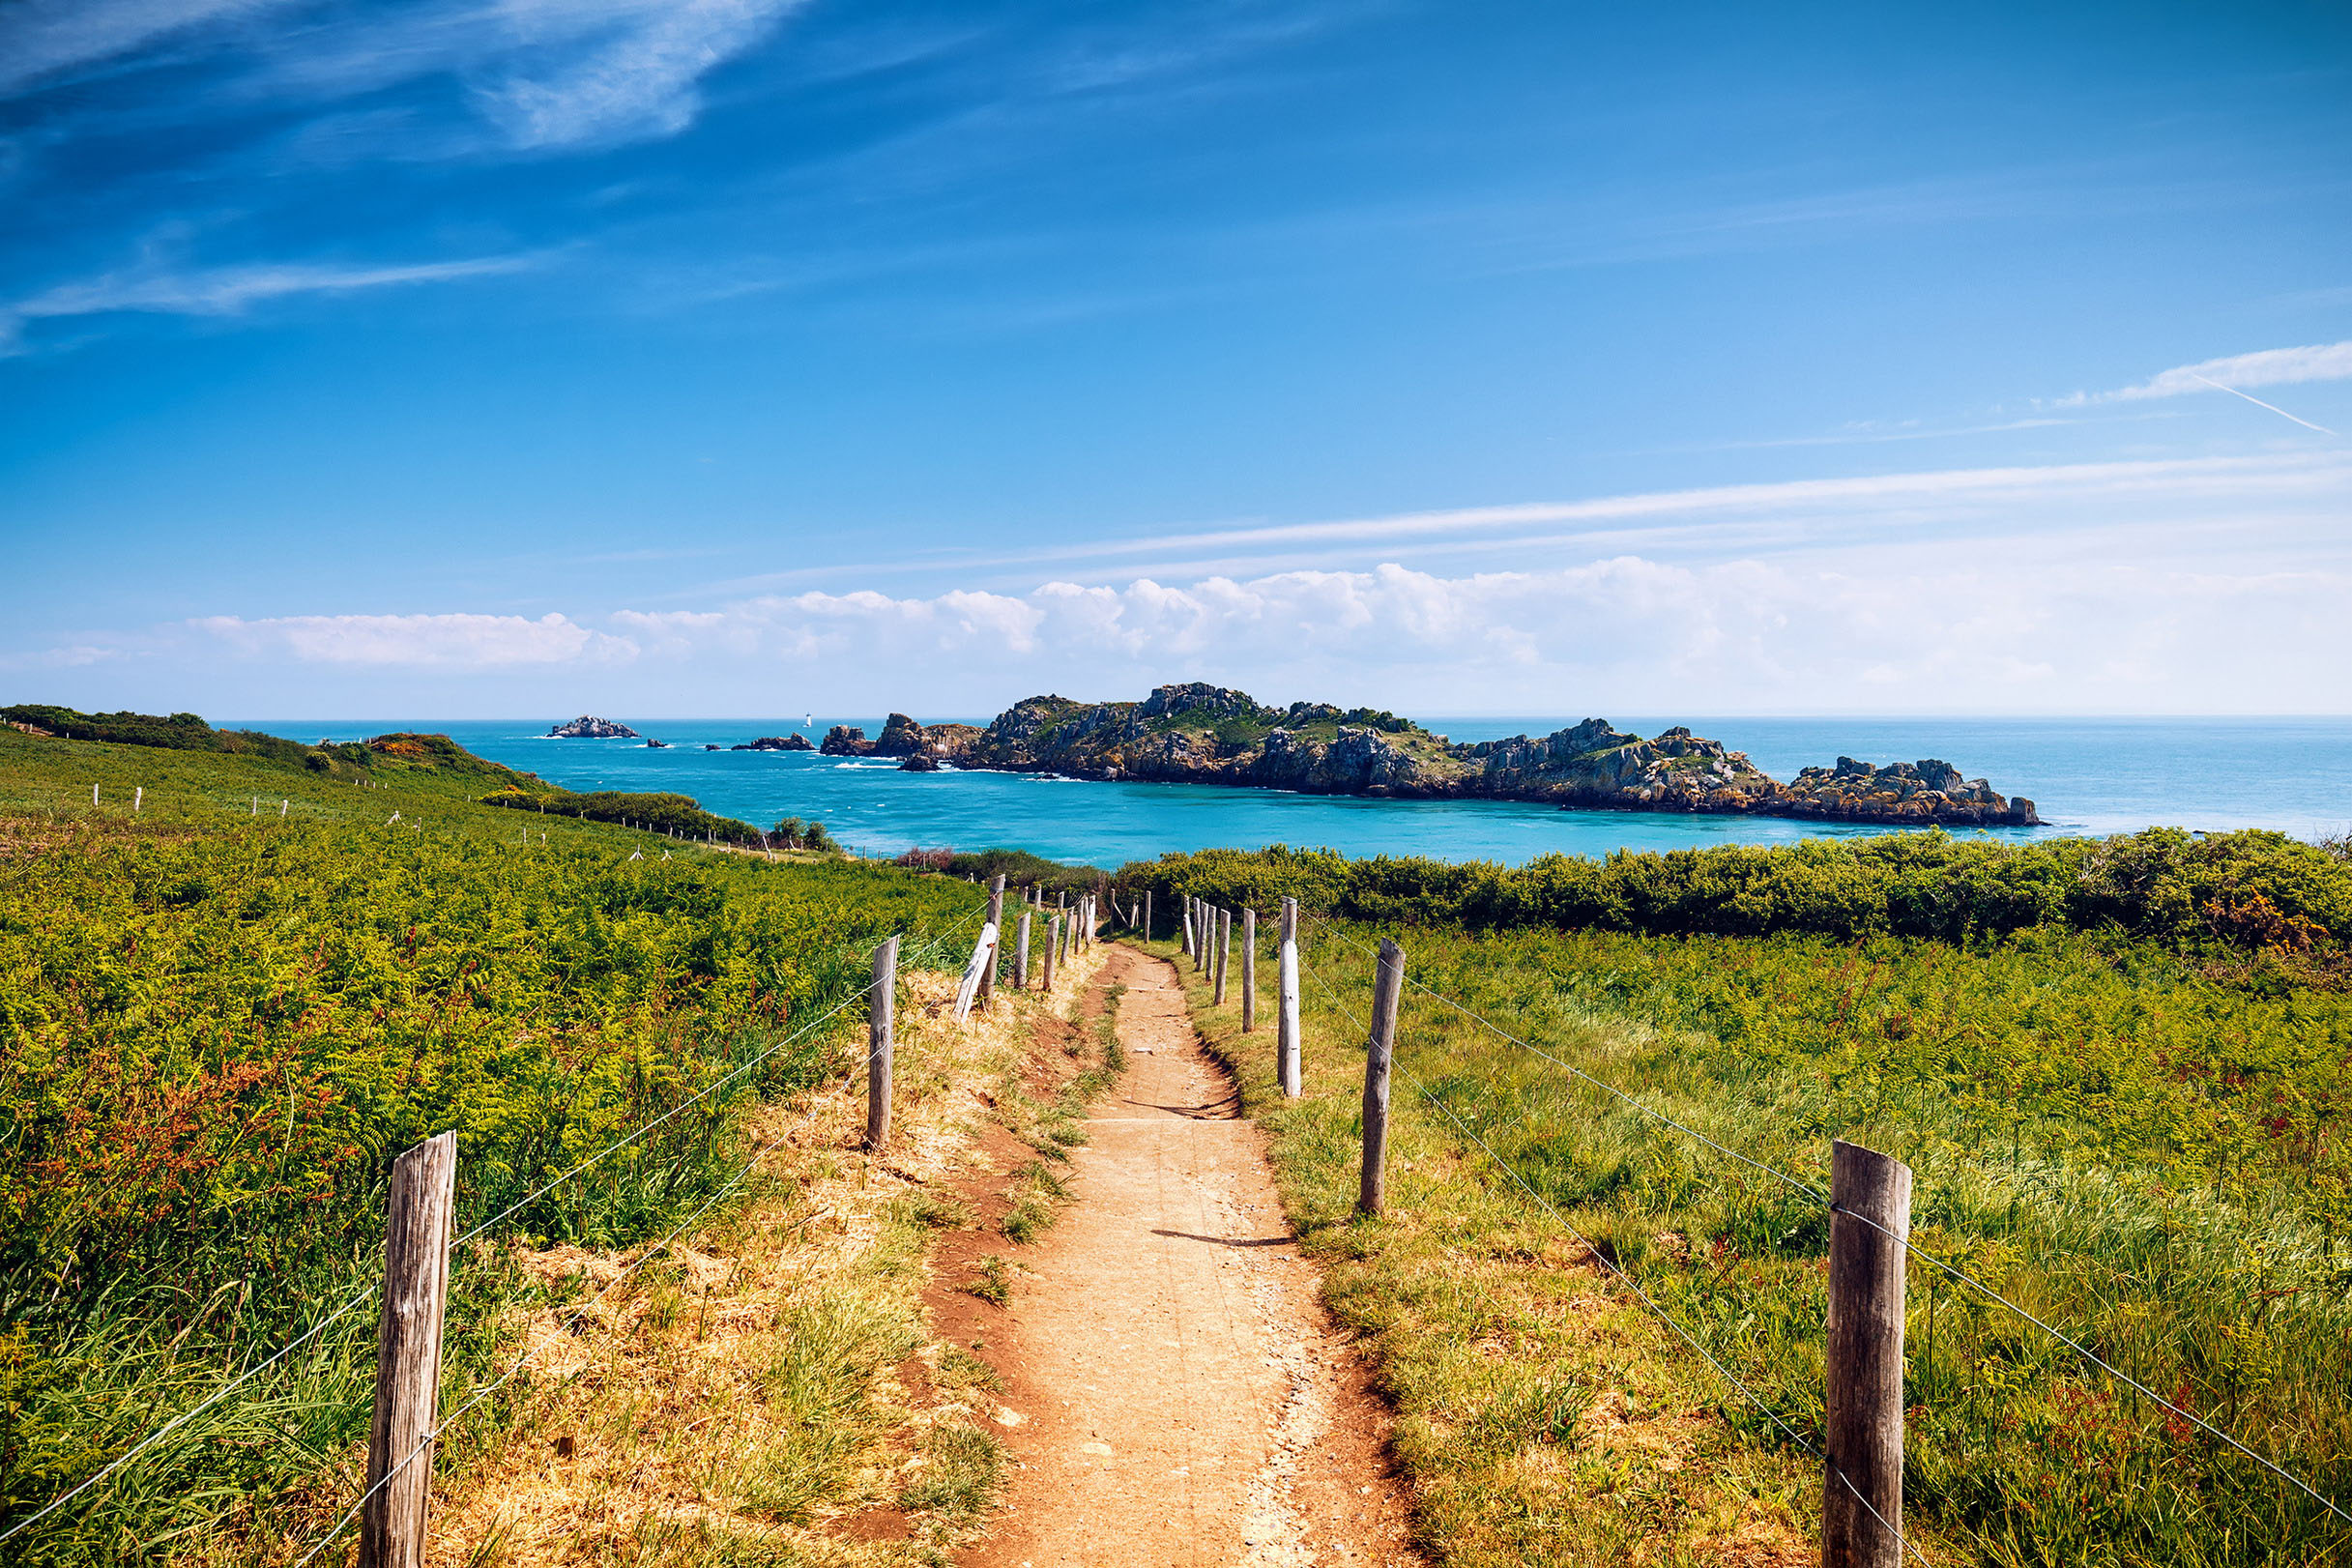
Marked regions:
[823,714,984,759]
[547,715,639,739]
[732,734,815,752]
[898,753,943,772]
[890,682,2041,828]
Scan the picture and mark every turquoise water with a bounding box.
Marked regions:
[257,715,2352,868]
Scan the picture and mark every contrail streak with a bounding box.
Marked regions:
[2190,372,2337,436]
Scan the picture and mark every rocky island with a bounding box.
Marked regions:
[844,683,2041,828]
[547,715,639,739]
[732,734,816,752]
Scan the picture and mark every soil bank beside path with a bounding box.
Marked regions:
[964,944,1420,1568]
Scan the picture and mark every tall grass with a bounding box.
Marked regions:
[1181,914,2352,1566]
[0,730,982,1560]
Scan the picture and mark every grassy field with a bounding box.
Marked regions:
[0,725,985,1562]
[1157,896,2352,1567]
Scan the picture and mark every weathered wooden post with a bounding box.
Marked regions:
[359,1131,457,1568]
[1181,899,1195,959]
[1241,907,1258,1031]
[1016,911,1032,988]
[133,786,142,813]
[1144,889,1153,944]
[1042,916,1059,989]
[1278,898,1301,1096]
[977,875,1006,1006]
[1356,940,1404,1217]
[1194,899,1208,974]
[91,783,99,808]
[1824,1140,1912,1568]
[1214,907,1230,1003]
[866,936,898,1150]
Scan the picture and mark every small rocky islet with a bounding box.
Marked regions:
[818,682,2041,828]
[546,714,639,739]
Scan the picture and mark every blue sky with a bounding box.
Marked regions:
[3,0,2348,717]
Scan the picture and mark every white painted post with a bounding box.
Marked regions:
[1241,907,1258,1031]
[133,786,142,813]
[1278,898,1301,1097]
[866,937,898,1151]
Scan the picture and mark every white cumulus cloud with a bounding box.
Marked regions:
[192,612,634,667]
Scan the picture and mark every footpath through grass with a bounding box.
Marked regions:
[0,727,984,1562]
[1162,910,2352,1568]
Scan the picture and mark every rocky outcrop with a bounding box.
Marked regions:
[881,683,2043,828]
[733,734,815,752]
[825,715,984,759]
[898,753,943,772]
[548,715,639,739]
[1782,757,2037,827]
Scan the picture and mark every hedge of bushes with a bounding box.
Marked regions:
[1115,828,2352,950]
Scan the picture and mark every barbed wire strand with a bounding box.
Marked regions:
[1293,917,2352,1531]
[2,908,985,1548]
[1292,947,1929,1565]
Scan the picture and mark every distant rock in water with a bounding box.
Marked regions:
[823,713,982,758]
[898,753,943,771]
[703,743,720,751]
[644,738,669,748]
[874,682,2043,828]
[548,714,639,740]
[733,734,814,752]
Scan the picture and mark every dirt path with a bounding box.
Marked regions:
[965,945,1419,1568]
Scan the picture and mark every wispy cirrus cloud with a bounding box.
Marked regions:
[2051,340,2352,432]
[0,251,538,351]
[693,450,2352,594]
[2107,340,2352,400]
[3,0,813,153]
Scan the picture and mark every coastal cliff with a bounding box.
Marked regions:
[878,683,2041,828]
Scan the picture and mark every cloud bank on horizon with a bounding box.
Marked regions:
[25,447,2347,716]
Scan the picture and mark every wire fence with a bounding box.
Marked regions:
[1282,908,2352,1547]
[0,904,988,1555]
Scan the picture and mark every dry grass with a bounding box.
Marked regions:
[412,944,1115,1568]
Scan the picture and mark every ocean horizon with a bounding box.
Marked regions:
[233,713,2352,868]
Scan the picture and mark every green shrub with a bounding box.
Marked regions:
[1118,828,2352,953]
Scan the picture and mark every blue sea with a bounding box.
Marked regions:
[252,715,2350,868]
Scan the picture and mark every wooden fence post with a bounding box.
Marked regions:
[1823,1140,1912,1568]
[1042,916,1059,989]
[359,1131,457,1568]
[1195,899,1208,974]
[1144,889,1153,943]
[1016,912,1031,989]
[866,937,898,1150]
[977,876,1006,1006]
[1181,898,1195,959]
[1241,907,1258,1031]
[1214,907,1231,1004]
[1356,940,1405,1217]
[1278,898,1300,1096]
